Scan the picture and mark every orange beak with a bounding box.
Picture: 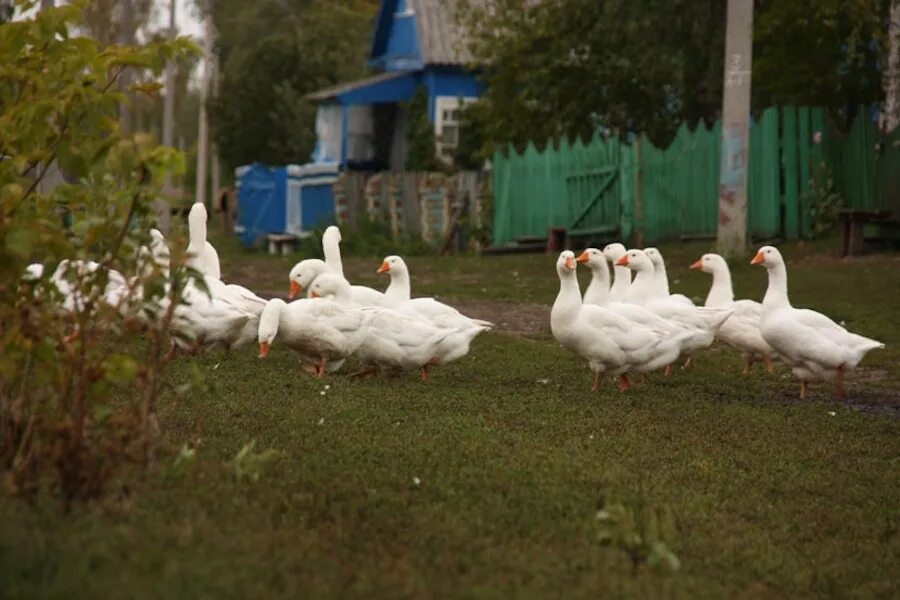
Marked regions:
[615,255,629,266]
[310,290,320,298]
[689,259,703,270]
[575,251,590,263]
[750,252,765,265]
[564,256,576,269]
[377,261,390,274]
[258,341,270,358]
[289,281,301,299]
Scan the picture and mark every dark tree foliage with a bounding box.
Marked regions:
[404,86,441,171]
[210,0,378,170]
[457,0,890,154]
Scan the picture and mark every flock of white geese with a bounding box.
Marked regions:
[27,202,884,398]
[27,203,493,381]
[553,244,884,398]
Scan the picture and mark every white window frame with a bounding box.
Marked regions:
[434,96,477,163]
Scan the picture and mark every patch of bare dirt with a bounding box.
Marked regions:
[762,367,900,418]
[449,299,550,337]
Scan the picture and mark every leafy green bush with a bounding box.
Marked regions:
[298,219,433,259]
[803,162,844,238]
[594,498,680,575]
[0,1,196,505]
[404,86,442,172]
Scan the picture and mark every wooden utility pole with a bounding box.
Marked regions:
[195,1,213,209]
[885,2,900,132]
[716,0,754,257]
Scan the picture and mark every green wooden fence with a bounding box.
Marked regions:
[492,106,895,246]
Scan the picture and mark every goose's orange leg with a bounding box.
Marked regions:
[800,381,809,400]
[618,374,632,392]
[834,367,846,398]
[591,372,603,392]
[763,355,774,374]
[664,365,673,377]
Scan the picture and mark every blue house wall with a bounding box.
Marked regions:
[423,67,485,121]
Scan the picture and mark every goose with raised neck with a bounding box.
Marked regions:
[377,255,494,331]
[552,251,692,391]
[186,202,221,279]
[690,252,775,373]
[602,243,631,301]
[322,225,344,277]
[576,248,611,306]
[751,245,884,398]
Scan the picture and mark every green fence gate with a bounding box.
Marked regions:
[491,106,887,247]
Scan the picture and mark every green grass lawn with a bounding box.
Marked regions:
[2,236,899,597]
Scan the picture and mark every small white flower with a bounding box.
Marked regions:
[589,434,594,440]
[537,378,549,384]
[324,385,331,390]
[828,411,836,416]
[320,391,326,396]
[317,418,324,425]
[595,510,610,521]
[213,363,220,370]
[412,476,421,486]
[839,321,846,326]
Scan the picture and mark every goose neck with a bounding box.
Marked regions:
[322,234,344,276]
[706,268,734,307]
[384,267,411,303]
[610,265,631,294]
[763,262,791,308]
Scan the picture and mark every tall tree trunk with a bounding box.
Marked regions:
[885,1,900,132]
[118,0,135,135]
[157,0,177,232]
[195,0,214,208]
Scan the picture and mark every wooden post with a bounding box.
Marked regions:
[717,0,754,257]
[634,137,644,247]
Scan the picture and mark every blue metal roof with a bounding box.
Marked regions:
[306,70,418,105]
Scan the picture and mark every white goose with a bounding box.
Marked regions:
[602,243,631,301]
[377,255,494,332]
[256,295,372,376]
[309,274,460,380]
[174,278,259,352]
[551,251,694,391]
[575,248,611,306]
[690,253,776,374]
[751,245,883,398]
[577,248,713,375]
[643,247,693,306]
[617,249,733,367]
[286,226,385,306]
[186,202,221,279]
[320,225,385,306]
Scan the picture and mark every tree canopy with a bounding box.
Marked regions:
[458,0,890,156]
[210,0,378,171]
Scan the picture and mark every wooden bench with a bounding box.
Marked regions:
[266,233,300,256]
[838,209,897,256]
